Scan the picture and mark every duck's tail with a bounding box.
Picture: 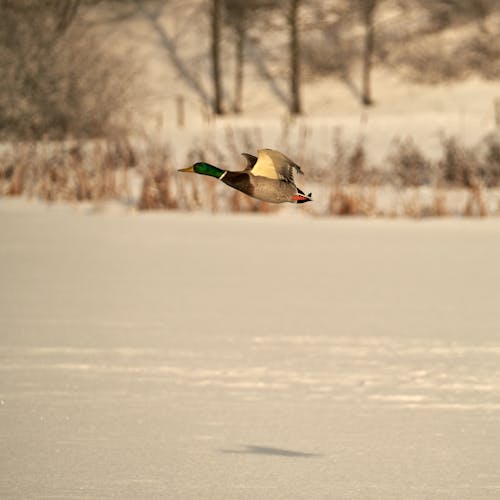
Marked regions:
[295,188,313,203]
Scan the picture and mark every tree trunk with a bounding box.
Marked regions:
[55,0,82,35]
[289,0,301,115]
[233,19,245,114]
[361,0,377,106]
[211,0,224,115]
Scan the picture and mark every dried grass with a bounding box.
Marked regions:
[388,137,433,187]
[0,139,134,203]
[1,129,500,217]
[137,145,177,210]
[328,185,377,216]
[463,182,487,217]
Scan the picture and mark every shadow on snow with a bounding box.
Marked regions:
[220,444,322,458]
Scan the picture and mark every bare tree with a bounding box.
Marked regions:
[359,0,377,106]
[417,0,498,31]
[224,0,247,113]
[233,15,245,114]
[390,0,500,82]
[224,0,274,113]
[289,0,302,114]
[211,0,224,114]
[55,0,83,34]
[0,1,138,139]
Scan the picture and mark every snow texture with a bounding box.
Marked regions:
[1,199,500,499]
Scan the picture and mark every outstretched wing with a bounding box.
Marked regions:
[250,149,303,183]
[241,153,258,170]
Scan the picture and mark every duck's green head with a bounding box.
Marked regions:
[178,162,224,179]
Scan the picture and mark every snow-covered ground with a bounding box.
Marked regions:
[145,77,500,169]
[1,199,500,498]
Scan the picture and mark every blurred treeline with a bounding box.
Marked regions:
[1,0,500,140]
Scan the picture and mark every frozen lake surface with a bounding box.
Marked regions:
[1,201,500,499]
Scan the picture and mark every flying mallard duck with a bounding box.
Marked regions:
[178,148,312,204]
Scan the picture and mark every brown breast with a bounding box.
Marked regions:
[221,172,254,197]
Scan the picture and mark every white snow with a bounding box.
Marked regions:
[1,199,500,498]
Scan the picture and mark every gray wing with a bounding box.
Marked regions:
[250,149,303,183]
[241,153,258,170]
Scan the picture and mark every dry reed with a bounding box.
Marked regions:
[1,128,500,217]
